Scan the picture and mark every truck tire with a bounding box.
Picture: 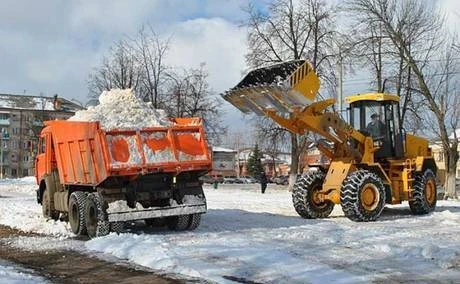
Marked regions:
[409,169,437,215]
[110,222,125,234]
[167,215,190,231]
[292,171,334,219]
[341,170,386,222]
[85,192,109,238]
[42,189,59,221]
[145,218,166,227]
[68,192,87,235]
[187,214,201,230]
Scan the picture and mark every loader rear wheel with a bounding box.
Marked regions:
[85,192,109,238]
[42,189,59,221]
[341,170,386,222]
[292,171,334,219]
[409,169,437,215]
[69,191,87,236]
[167,215,191,231]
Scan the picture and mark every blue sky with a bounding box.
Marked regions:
[0,0,459,131]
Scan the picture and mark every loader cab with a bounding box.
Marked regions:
[347,93,404,159]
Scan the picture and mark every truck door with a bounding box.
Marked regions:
[35,134,50,181]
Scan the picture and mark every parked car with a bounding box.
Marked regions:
[238,176,258,184]
[223,176,238,184]
[273,175,289,185]
[199,174,223,184]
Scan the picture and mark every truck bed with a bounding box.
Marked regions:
[44,118,211,186]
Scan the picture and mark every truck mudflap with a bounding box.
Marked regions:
[107,203,207,222]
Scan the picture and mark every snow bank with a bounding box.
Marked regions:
[0,261,45,283]
[68,89,171,130]
[0,192,73,237]
[86,185,460,283]
[0,176,36,195]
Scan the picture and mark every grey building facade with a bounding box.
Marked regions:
[0,94,83,178]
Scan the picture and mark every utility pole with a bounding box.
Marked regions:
[337,48,343,117]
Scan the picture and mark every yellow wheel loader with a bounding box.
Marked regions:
[224,60,437,221]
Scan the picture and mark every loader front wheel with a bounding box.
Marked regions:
[68,191,87,236]
[85,192,109,238]
[292,171,334,219]
[409,169,437,215]
[42,189,59,221]
[341,170,386,222]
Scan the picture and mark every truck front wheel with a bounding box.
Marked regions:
[85,192,109,238]
[42,188,59,221]
[69,192,87,235]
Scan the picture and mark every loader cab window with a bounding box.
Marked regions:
[350,100,403,159]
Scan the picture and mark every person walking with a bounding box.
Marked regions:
[260,171,268,194]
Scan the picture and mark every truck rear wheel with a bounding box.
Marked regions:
[187,214,201,230]
[167,215,190,231]
[292,171,334,219]
[69,192,87,235]
[85,192,109,238]
[42,189,59,221]
[409,169,437,215]
[110,222,125,234]
[341,170,386,222]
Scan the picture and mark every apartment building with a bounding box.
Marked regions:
[0,94,83,178]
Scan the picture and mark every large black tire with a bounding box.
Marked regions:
[110,222,125,234]
[187,214,201,230]
[292,171,334,219]
[145,218,166,227]
[167,215,191,231]
[42,189,59,221]
[409,169,437,214]
[68,192,87,235]
[341,170,386,222]
[85,192,109,238]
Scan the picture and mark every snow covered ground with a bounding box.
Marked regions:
[0,260,45,284]
[0,179,459,283]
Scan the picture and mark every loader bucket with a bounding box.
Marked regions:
[223,60,320,115]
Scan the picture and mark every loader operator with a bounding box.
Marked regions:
[366,113,386,140]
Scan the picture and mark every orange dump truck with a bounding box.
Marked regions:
[35,118,212,238]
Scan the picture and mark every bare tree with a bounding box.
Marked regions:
[88,30,225,146]
[244,0,336,188]
[165,64,226,145]
[88,39,141,98]
[134,26,170,107]
[347,0,459,198]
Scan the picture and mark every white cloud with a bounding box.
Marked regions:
[0,0,249,106]
[166,17,247,93]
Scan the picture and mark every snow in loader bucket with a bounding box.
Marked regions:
[222,60,320,115]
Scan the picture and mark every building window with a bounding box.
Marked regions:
[11,168,17,177]
[12,140,18,149]
[22,169,28,177]
[0,113,9,120]
[23,155,29,162]
[12,128,19,135]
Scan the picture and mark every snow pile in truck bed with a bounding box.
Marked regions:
[68,89,171,130]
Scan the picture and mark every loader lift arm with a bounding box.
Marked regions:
[223,60,376,164]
